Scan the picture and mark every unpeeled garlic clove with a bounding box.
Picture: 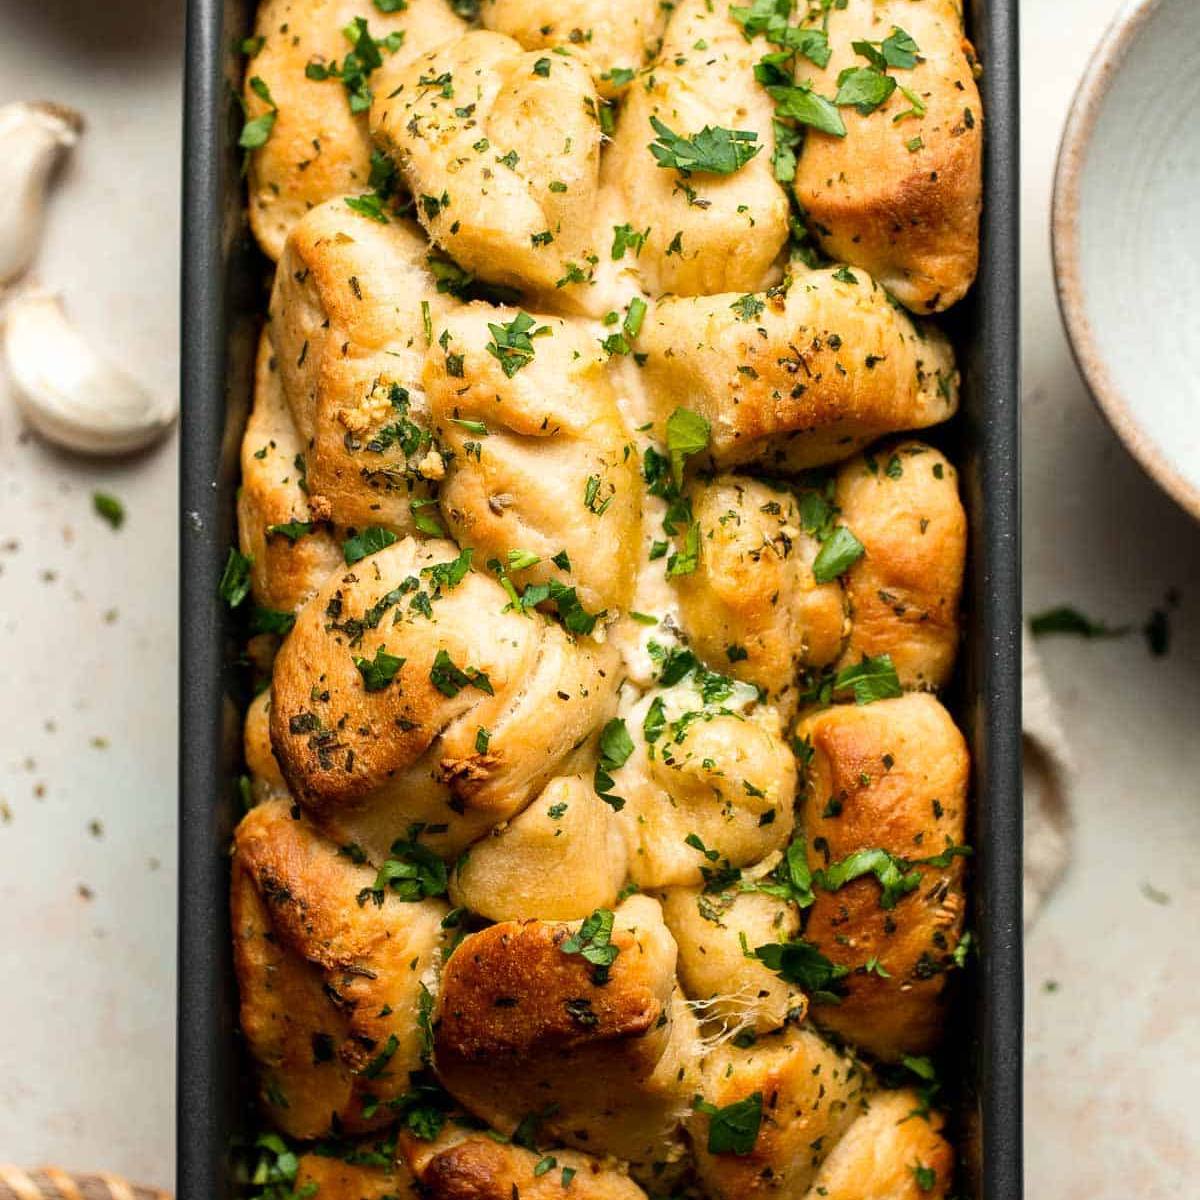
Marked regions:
[0,101,84,288]
[2,288,176,455]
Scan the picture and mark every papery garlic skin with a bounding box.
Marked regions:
[0,102,83,288]
[3,289,176,455]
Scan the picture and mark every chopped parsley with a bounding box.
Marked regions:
[593,718,634,811]
[343,526,398,565]
[353,647,406,692]
[345,193,390,223]
[486,312,551,377]
[390,1075,455,1142]
[834,66,897,115]
[429,648,492,698]
[811,525,865,582]
[648,116,761,176]
[239,76,277,150]
[304,17,401,114]
[250,606,296,636]
[694,1092,763,1156]
[612,223,650,260]
[266,520,314,543]
[803,653,903,706]
[359,1033,399,1079]
[358,834,448,906]
[752,938,849,1004]
[666,520,701,577]
[913,1163,938,1192]
[834,27,922,116]
[854,26,921,71]
[410,498,445,536]
[730,293,765,322]
[602,297,648,357]
[754,839,815,907]
[666,407,711,481]
[219,548,253,608]
[814,845,973,909]
[560,907,620,984]
[421,546,473,594]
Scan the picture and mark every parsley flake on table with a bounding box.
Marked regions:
[1029,606,1129,639]
[92,491,125,529]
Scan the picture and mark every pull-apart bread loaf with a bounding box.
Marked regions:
[233,0,983,1194]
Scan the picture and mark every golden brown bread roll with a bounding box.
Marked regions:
[425,304,641,616]
[295,1150,415,1200]
[795,692,969,1061]
[371,31,604,310]
[611,682,796,889]
[661,884,807,1036]
[479,0,666,100]
[400,1126,648,1199]
[833,440,966,690]
[269,201,454,537]
[232,799,447,1138]
[602,0,789,297]
[806,1089,954,1200]
[449,775,628,922]
[244,0,467,260]
[792,0,983,313]
[637,268,959,471]
[690,1025,870,1199]
[269,536,620,860]
[239,330,342,615]
[244,690,290,806]
[690,1025,954,1200]
[674,475,846,711]
[433,895,701,1173]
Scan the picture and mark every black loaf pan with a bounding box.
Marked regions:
[179,1,1022,1194]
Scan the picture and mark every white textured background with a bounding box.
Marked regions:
[0,0,1196,1193]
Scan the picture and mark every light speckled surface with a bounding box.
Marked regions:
[0,0,1196,1194]
[1024,0,1200,1195]
[0,0,183,1186]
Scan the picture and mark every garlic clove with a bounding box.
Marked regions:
[2,288,176,455]
[0,101,84,288]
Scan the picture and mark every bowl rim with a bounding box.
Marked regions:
[1051,0,1200,520]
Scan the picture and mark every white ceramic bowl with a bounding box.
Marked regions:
[1053,0,1200,518]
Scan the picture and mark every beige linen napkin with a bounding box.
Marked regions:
[1022,628,1073,927]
